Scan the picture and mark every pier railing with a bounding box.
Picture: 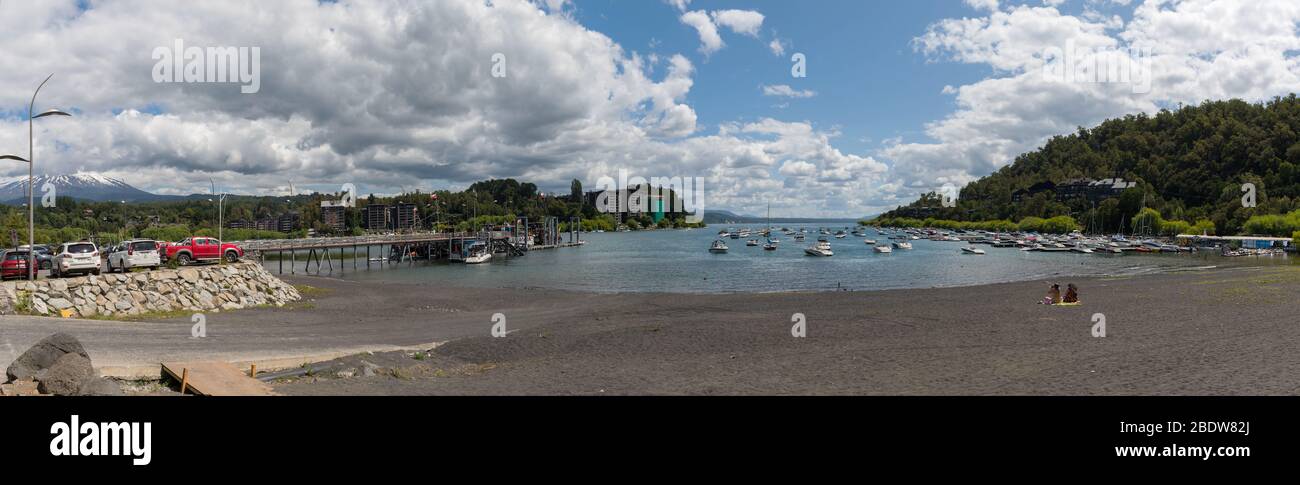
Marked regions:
[235,231,495,252]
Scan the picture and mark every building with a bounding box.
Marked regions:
[321,201,347,232]
[586,185,672,223]
[1012,178,1137,204]
[392,203,418,230]
[277,212,300,232]
[1086,178,1137,201]
[365,204,389,231]
[1176,235,1293,250]
[1011,181,1056,203]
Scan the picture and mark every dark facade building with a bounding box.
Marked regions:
[364,204,389,231]
[277,212,301,232]
[392,203,418,230]
[1011,181,1057,203]
[586,186,672,223]
[321,201,346,231]
[1011,178,1136,204]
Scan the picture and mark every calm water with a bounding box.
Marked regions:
[260,226,1295,293]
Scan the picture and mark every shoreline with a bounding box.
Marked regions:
[272,263,1300,395]
[5,263,1297,394]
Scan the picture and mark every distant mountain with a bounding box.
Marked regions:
[0,174,179,204]
[702,209,861,224]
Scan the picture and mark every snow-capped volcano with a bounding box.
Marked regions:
[0,173,167,204]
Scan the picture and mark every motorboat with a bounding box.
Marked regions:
[464,242,493,264]
[804,237,834,257]
[960,246,985,255]
[746,239,759,247]
[873,244,893,253]
[709,240,729,253]
[892,241,912,250]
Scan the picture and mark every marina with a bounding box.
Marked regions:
[256,225,1295,293]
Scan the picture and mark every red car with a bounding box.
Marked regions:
[1,250,32,280]
[160,237,244,265]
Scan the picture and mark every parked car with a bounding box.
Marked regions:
[15,244,53,270]
[160,237,244,265]
[51,241,101,277]
[1,250,32,280]
[106,239,161,273]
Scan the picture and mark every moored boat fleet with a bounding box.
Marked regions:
[708,225,1234,257]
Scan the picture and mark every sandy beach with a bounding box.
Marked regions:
[250,263,1300,395]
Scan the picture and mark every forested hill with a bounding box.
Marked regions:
[880,96,1300,235]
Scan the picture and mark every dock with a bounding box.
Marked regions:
[238,228,583,275]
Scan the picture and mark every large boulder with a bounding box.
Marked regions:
[80,378,124,396]
[36,353,95,396]
[5,332,90,382]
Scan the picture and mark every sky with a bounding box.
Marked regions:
[1,0,1299,217]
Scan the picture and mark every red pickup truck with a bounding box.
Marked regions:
[160,237,244,265]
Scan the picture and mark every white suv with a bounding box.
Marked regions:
[52,241,102,278]
[106,239,161,273]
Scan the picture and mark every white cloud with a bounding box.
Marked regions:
[762,84,817,98]
[768,38,787,56]
[891,0,1300,204]
[680,10,723,55]
[710,10,764,37]
[665,0,691,12]
[0,0,891,217]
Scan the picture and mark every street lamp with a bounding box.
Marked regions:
[13,74,72,281]
[1,155,31,271]
[210,179,226,243]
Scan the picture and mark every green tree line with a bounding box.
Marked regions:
[880,96,1300,237]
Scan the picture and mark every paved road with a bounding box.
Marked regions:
[0,275,570,377]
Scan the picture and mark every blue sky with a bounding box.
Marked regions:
[574,0,984,156]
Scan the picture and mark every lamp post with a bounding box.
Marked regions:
[14,74,72,280]
[1,155,31,276]
[210,179,225,243]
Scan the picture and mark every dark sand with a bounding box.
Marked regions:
[270,264,1300,395]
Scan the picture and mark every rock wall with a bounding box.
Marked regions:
[0,262,300,318]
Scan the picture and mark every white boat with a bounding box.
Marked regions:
[763,239,778,251]
[892,241,912,250]
[873,244,893,253]
[746,239,759,246]
[804,237,833,257]
[863,239,877,245]
[960,246,985,255]
[464,242,492,264]
[709,240,729,253]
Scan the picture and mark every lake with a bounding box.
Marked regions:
[259,226,1296,293]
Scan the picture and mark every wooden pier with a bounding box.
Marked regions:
[238,230,583,275]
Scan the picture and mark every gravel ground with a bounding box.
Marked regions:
[273,264,1300,395]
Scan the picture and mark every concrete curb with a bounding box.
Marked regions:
[96,341,446,380]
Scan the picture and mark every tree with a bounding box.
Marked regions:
[570,179,583,205]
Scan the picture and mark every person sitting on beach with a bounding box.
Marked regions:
[1040,284,1061,305]
[1063,284,1079,303]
